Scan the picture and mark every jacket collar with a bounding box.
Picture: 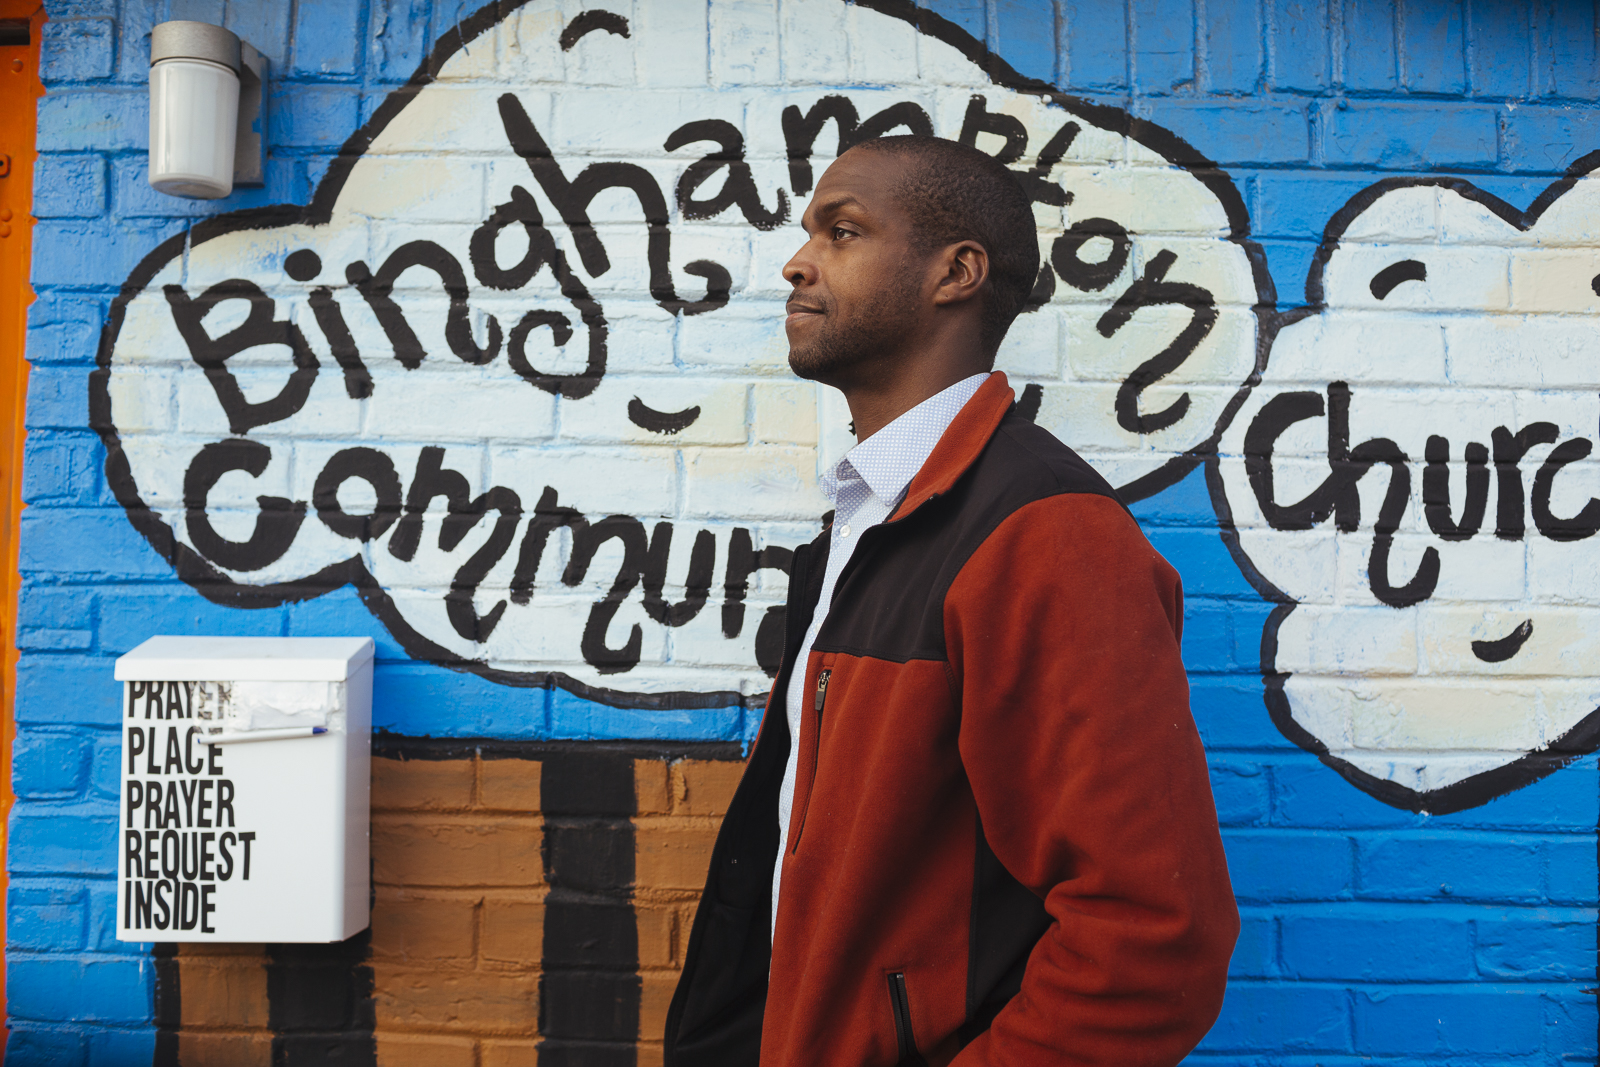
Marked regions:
[887,371,1015,522]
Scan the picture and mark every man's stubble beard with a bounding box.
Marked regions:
[786,271,923,383]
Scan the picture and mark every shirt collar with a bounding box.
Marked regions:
[820,372,991,506]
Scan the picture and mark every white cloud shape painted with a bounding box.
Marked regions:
[96,0,1266,709]
[1216,164,1600,813]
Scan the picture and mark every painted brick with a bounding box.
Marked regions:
[635,820,720,891]
[4,1027,88,1067]
[268,86,362,148]
[1357,834,1543,903]
[31,220,183,287]
[1270,0,1328,91]
[12,730,92,798]
[375,1033,477,1067]
[40,19,116,83]
[371,815,544,888]
[32,155,107,218]
[24,367,88,430]
[1224,831,1354,902]
[1141,100,1311,165]
[1190,678,1291,750]
[480,1039,540,1067]
[1340,0,1397,91]
[34,90,148,152]
[1398,0,1465,95]
[1540,2,1600,102]
[1182,599,1234,672]
[291,0,363,74]
[21,433,103,508]
[1204,0,1262,94]
[1323,102,1499,168]
[15,655,121,726]
[176,1033,273,1065]
[479,758,542,813]
[1543,836,1598,905]
[16,582,95,640]
[479,898,543,964]
[371,965,540,1032]
[1474,912,1596,980]
[372,757,475,811]
[673,758,744,817]
[371,892,479,961]
[1229,910,1276,978]
[8,957,152,1024]
[1271,757,1422,829]
[95,584,287,654]
[1131,0,1194,93]
[8,885,88,953]
[1200,983,1352,1052]
[1280,908,1474,980]
[374,664,548,738]
[1064,0,1128,91]
[1209,759,1269,825]
[638,905,676,969]
[8,807,118,875]
[1501,106,1600,176]
[1353,987,1544,1055]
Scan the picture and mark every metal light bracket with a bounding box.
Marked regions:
[234,42,267,188]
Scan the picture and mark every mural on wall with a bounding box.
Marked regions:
[1216,168,1600,814]
[92,0,1269,710]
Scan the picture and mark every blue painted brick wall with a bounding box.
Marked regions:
[12,0,1599,1062]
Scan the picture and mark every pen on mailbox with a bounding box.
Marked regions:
[206,726,329,745]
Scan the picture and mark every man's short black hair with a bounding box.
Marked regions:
[851,135,1039,355]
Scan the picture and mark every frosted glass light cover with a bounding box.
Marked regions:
[149,58,239,200]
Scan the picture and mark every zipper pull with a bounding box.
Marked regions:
[813,668,831,711]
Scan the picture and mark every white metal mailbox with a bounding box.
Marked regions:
[115,636,374,943]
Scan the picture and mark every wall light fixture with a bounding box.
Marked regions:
[148,21,267,200]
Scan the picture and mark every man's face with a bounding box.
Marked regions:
[782,149,927,384]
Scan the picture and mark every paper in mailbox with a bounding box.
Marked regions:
[196,680,340,733]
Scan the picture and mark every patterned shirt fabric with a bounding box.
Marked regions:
[772,372,991,938]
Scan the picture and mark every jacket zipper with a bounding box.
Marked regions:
[887,972,926,1066]
[789,668,831,853]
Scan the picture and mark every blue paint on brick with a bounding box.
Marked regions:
[1272,754,1426,829]
[34,90,148,152]
[373,662,549,737]
[1182,599,1235,672]
[1253,172,1389,241]
[1142,99,1311,164]
[1466,2,1529,99]
[89,733,123,803]
[1131,0,1194,93]
[548,687,744,742]
[19,509,175,581]
[1474,910,1598,980]
[8,884,88,953]
[268,85,362,147]
[993,0,1057,84]
[3,1027,88,1067]
[15,656,122,727]
[1281,906,1475,980]
[1210,759,1270,825]
[31,220,188,289]
[1542,837,1597,905]
[21,433,104,507]
[223,0,293,63]
[40,19,116,83]
[86,1028,158,1064]
[1229,910,1276,977]
[24,367,89,430]
[95,582,286,655]
[1190,678,1293,749]
[921,0,986,49]
[1199,982,1352,1051]
[1225,830,1354,901]
[1128,464,1216,527]
[1501,106,1600,175]
[1269,0,1328,91]
[1143,527,1260,597]
[1540,2,1600,102]
[1063,0,1128,90]
[7,957,153,1025]
[1398,0,1464,95]
[1341,0,1397,91]
[292,0,364,75]
[1358,833,1543,903]
[9,808,119,876]
[1324,102,1499,169]
[370,0,433,82]
[1203,0,1261,94]
[13,731,92,798]
[1354,986,1544,1055]
[32,155,107,218]
[287,585,409,660]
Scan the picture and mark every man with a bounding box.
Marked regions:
[664,136,1237,1067]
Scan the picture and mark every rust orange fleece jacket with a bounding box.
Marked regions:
[665,373,1238,1067]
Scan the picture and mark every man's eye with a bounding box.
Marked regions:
[832,226,853,241]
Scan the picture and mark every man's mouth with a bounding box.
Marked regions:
[785,299,824,325]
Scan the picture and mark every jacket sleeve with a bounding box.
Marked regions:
[944,492,1238,1067]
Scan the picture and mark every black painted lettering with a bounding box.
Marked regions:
[313,447,402,542]
[218,832,235,881]
[163,726,183,774]
[145,725,160,775]
[1491,422,1560,540]
[201,832,216,881]
[143,781,162,829]
[184,728,205,775]
[664,118,788,230]
[201,884,216,934]
[1423,436,1489,541]
[145,680,163,720]
[183,439,307,572]
[179,881,199,931]
[240,831,255,880]
[162,780,181,828]
[134,879,153,930]
[1531,437,1600,542]
[160,829,180,880]
[166,683,184,720]
[207,743,223,777]
[197,779,213,828]
[153,879,171,930]
[143,830,158,876]
[128,680,146,717]
[1096,249,1214,435]
[181,831,199,880]
[180,779,199,827]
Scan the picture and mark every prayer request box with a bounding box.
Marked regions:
[115,636,374,942]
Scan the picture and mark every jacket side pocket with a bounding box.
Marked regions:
[887,972,928,1067]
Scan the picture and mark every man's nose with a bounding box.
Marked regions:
[782,244,817,287]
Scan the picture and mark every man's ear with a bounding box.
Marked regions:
[931,240,989,307]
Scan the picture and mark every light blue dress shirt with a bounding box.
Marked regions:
[772,372,991,938]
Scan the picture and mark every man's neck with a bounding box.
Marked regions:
[842,361,989,441]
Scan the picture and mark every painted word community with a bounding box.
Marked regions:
[160,94,1222,671]
[121,682,256,934]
